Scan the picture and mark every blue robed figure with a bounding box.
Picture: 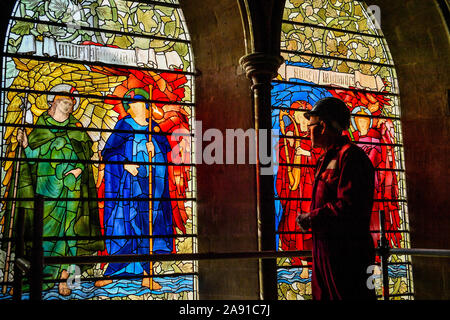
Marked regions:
[101,88,173,283]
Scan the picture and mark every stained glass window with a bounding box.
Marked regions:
[0,0,197,300]
[274,0,413,300]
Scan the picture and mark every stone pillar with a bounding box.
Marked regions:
[240,52,283,300]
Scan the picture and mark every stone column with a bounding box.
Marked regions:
[240,52,283,300]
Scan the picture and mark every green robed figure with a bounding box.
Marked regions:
[3,84,104,296]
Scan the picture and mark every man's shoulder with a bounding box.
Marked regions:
[117,116,134,130]
[35,111,49,124]
[68,114,84,128]
[342,142,374,169]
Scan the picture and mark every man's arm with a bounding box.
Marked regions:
[298,148,374,231]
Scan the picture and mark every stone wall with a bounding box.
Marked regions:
[371,0,450,299]
[180,0,259,299]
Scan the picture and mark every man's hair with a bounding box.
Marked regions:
[307,97,350,132]
[320,115,346,133]
[48,96,75,117]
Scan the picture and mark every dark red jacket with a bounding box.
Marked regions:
[309,136,376,300]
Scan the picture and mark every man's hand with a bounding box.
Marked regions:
[65,168,82,179]
[296,213,311,232]
[124,164,140,176]
[146,141,154,156]
[295,146,311,157]
[17,128,28,148]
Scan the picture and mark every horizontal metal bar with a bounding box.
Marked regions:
[376,293,415,299]
[274,197,312,201]
[275,197,407,203]
[276,230,410,235]
[0,123,193,138]
[276,260,412,270]
[274,133,404,147]
[11,16,190,45]
[281,20,383,39]
[276,162,406,173]
[1,233,197,243]
[42,250,313,265]
[372,198,408,202]
[133,0,181,9]
[0,249,442,287]
[41,272,197,284]
[1,156,401,172]
[0,156,195,167]
[276,197,407,202]
[391,248,450,258]
[371,230,410,234]
[41,247,450,266]
[0,272,198,287]
[280,49,395,68]
[1,87,195,107]
[2,52,197,77]
[276,264,312,270]
[1,271,198,286]
[378,261,412,266]
[356,261,413,267]
[272,79,399,97]
[0,197,195,202]
[2,230,412,243]
[353,140,403,148]
[272,105,401,121]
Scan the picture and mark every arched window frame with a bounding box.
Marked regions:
[0,0,197,301]
[273,0,413,300]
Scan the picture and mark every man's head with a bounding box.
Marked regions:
[123,88,150,112]
[50,96,76,115]
[47,84,79,112]
[48,94,76,119]
[304,97,350,148]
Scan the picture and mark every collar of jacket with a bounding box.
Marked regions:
[317,135,351,162]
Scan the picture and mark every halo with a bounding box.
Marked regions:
[351,106,373,131]
[47,84,80,112]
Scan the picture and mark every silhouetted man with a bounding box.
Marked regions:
[297,97,377,300]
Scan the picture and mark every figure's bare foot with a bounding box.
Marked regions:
[94,279,113,287]
[142,271,162,290]
[300,260,309,279]
[58,270,72,296]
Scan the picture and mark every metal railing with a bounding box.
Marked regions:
[2,196,450,301]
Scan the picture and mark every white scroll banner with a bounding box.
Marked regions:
[16,35,184,71]
[278,63,386,92]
